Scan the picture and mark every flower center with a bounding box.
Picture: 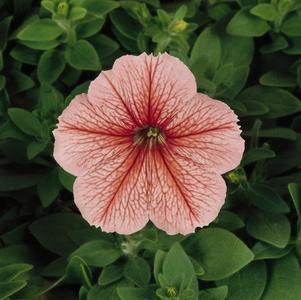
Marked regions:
[134,126,165,147]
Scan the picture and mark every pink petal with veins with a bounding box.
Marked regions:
[53,53,244,235]
[165,93,245,174]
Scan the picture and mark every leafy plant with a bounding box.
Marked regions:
[1,0,301,299]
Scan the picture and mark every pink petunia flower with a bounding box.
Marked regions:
[53,53,244,235]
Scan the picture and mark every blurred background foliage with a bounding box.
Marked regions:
[1,0,301,299]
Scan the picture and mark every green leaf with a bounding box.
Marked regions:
[27,140,48,160]
[199,286,228,300]
[8,108,43,137]
[0,280,27,299]
[262,255,301,300]
[98,264,124,285]
[260,70,297,87]
[238,85,301,118]
[0,16,13,50]
[247,211,291,248]
[0,263,33,282]
[124,257,150,287]
[184,228,254,281]
[191,27,221,77]
[70,240,122,267]
[281,14,301,37]
[37,169,61,208]
[18,19,64,41]
[245,183,290,213]
[69,7,87,21]
[288,183,301,218]
[221,261,267,300]
[37,50,66,83]
[7,71,35,94]
[66,256,92,289]
[261,35,288,54]
[241,147,275,166]
[227,10,269,37]
[252,242,293,260]
[162,243,198,296]
[20,39,60,50]
[58,167,75,192]
[10,44,40,65]
[65,40,101,71]
[76,18,105,39]
[0,245,38,267]
[88,34,119,59]
[84,0,119,17]
[117,287,157,300]
[110,9,140,40]
[213,211,245,231]
[250,4,278,21]
[29,213,89,255]
[0,167,45,191]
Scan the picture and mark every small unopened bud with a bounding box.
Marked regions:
[227,168,246,184]
[171,20,188,33]
[166,287,177,297]
[57,1,69,16]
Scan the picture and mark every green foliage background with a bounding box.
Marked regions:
[1,0,301,299]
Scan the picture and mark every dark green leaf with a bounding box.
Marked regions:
[65,40,101,71]
[37,50,66,83]
[8,108,43,137]
[262,255,301,300]
[247,211,291,248]
[29,213,89,255]
[124,257,150,287]
[70,240,122,267]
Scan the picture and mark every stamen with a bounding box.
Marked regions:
[134,126,165,147]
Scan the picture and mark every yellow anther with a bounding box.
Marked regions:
[147,127,159,138]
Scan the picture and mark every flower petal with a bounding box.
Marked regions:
[148,147,227,235]
[73,146,149,234]
[53,94,133,176]
[165,93,245,174]
[88,53,196,126]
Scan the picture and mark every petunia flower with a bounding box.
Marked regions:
[53,53,244,235]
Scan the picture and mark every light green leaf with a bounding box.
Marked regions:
[184,228,254,281]
[250,4,278,21]
[18,19,64,41]
[227,10,269,37]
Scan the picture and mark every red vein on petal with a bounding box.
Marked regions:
[157,148,198,221]
[102,72,141,127]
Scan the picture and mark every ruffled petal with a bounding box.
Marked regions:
[165,93,245,174]
[148,147,227,235]
[53,94,133,176]
[73,146,149,234]
[88,53,196,126]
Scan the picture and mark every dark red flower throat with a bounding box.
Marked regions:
[134,125,165,147]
